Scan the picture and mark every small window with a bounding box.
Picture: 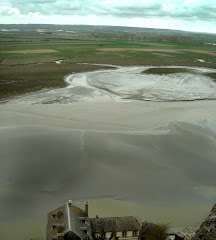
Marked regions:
[52,223,58,229]
[52,212,57,218]
[122,231,127,237]
[132,231,137,237]
[57,210,63,218]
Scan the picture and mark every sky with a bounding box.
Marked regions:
[0,0,216,33]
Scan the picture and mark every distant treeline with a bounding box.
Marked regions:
[1,24,215,46]
[0,24,188,34]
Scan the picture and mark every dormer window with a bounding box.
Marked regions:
[52,223,58,229]
[79,217,86,224]
[57,210,64,218]
[80,226,88,234]
[52,212,57,218]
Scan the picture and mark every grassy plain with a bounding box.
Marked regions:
[142,68,216,80]
[0,26,216,100]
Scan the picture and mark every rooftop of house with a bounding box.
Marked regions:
[67,204,92,239]
[141,221,158,232]
[90,216,142,232]
[46,201,92,240]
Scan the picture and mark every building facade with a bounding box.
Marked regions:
[46,201,92,240]
[46,201,142,240]
[90,216,142,240]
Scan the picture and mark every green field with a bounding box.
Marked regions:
[0,25,216,100]
[141,68,216,82]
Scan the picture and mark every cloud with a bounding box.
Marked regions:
[0,7,21,16]
[0,0,215,33]
[0,0,215,22]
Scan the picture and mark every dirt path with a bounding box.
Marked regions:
[98,48,216,56]
[153,53,173,57]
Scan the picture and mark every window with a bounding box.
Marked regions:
[122,231,127,237]
[132,231,137,237]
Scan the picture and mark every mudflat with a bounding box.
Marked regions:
[0,100,215,228]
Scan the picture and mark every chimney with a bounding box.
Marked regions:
[85,201,89,216]
[137,216,141,226]
[68,200,72,207]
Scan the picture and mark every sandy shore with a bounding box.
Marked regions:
[0,99,216,240]
[1,100,216,131]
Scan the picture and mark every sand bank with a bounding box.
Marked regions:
[0,100,216,131]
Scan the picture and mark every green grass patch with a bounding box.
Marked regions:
[142,67,193,75]
[142,68,216,82]
[0,63,115,100]
[206,73,216,81]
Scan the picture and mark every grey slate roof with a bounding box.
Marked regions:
[46,203,92,240]
[90,216,141,233]
[66,204,92,239]
[141,222,158,232]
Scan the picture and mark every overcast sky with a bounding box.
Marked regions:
[0,0,216,33]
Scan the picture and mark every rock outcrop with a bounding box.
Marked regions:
[192,204,216,240]
[178,228,195,240]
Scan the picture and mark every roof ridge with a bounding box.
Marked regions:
[90,216,135,219]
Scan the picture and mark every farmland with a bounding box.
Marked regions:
[0,24,216,100]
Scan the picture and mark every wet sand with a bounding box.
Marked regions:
[0,101,216,219]
[4,66,215,103]
[0,67,216,239]
[1,100,216,130]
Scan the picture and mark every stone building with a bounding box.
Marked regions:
[46,201,92,240]
[90,216,142,239]
[46,201,142,240]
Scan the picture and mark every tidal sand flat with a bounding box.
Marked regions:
[4,66,216,103]
[0,66,216,239]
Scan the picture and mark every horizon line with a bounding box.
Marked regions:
[1,23,216,35]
